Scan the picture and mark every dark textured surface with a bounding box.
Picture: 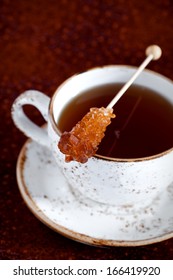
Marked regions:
[1,0,173,259]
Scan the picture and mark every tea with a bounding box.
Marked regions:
[58,83,173,159]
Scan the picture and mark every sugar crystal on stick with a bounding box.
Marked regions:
[58,107,115,163]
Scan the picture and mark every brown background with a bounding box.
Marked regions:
[1,0,173,259]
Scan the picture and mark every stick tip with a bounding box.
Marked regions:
[146,45,162,60]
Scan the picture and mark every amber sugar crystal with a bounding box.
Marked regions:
[58,107,115,163]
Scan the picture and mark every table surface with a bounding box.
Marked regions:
[1,0,173,260]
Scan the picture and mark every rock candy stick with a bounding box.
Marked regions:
[58,45,162,163]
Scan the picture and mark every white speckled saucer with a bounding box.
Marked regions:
[16,139,173,246]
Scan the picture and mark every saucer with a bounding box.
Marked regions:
[16,139,173,246]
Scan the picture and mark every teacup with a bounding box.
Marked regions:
[11,66,173,212]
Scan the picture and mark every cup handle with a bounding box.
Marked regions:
[11,90,50,146]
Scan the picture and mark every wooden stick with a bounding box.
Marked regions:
[107,45,162,109]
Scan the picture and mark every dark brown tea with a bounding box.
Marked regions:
[58,83,173,159]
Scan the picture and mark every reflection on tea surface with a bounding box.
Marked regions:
[58,83,173,159]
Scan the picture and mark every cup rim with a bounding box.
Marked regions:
[49,64,173,163]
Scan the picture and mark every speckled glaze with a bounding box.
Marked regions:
[12,66,173,211]
[17,139,173,246]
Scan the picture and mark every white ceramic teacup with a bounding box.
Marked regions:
[11,66,173,212]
